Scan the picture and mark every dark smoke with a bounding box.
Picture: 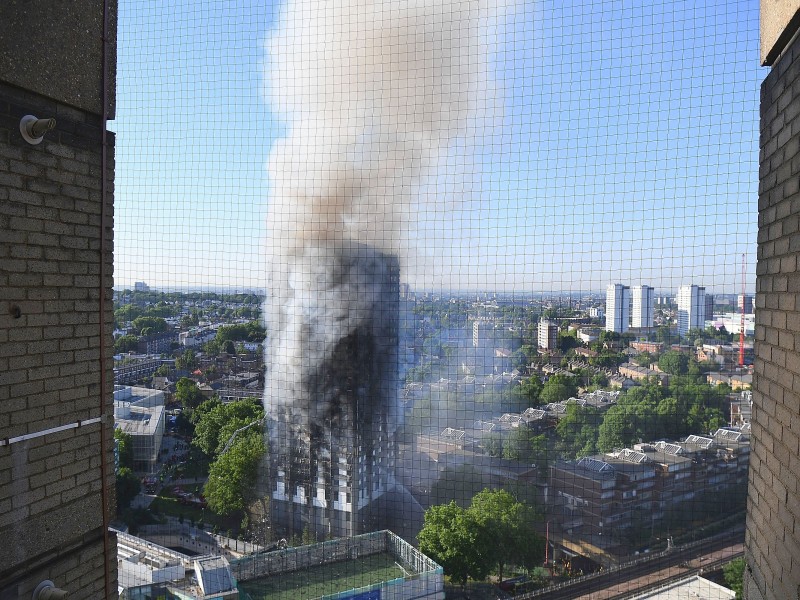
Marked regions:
[264,240,399,430]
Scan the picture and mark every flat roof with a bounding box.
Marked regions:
[630,574,735,599]
[237,552,408,600]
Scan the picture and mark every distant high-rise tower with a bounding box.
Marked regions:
[738,293,754,314]
[704,294,715,322]
[537,320,559,350]
[630,285,654,328]
[676,284,706,337]
[605,284,630,333]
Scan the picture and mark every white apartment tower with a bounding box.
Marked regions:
[538,319,559,350]
[631,285,655,328]
[605,284,630,333]
[677,284,706,337]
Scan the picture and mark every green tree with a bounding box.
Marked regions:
[467,489,543,582]
[189,396,222,426]
[181,309,201,327]
[685,327,705,345]
[653,325,674,345]
[657,350,690,375]
[143,303,179,319]
[175,377,204,410]
[633,352,655,367]
[175,348,198,371]
[131,316,169,336]
[114,428,134,470]
[542,308,558,320]
[114,334,139,354]
[512,345,538,372]
[405,363,433,384]
[597,385,663,451]
[214,321,266,343]
[203,338,222,356]
[114,304,144,326]
[557,331,579,353]
[599,330,621,344]
[590,351,626,369]
[408,395,433,432]
[502,429,548,468]
[539,374,578,405]
[482,432,503,457]
[723,557,745,599]
[556,405,601,458]
[204,430,266,515]
[193,397,264,457]
[503,428,530,461]
[116,467,141,513]
[591,372,609,388]
[418,501,486,585]
[597,405,630,451]
[509,376,543,410]
[152,364,171,378]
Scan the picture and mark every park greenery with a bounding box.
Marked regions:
[190,397,266,515]
[418,489,544,585]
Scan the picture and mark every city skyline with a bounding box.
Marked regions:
[113,0,762,294]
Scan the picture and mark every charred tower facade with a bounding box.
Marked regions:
[264,241,399,540]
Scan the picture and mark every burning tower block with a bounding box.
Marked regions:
[264,241,399,540]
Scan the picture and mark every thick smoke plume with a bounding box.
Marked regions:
[264,0,499,423]
[264,0,498,260]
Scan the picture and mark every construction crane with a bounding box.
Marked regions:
[739,253,746,368]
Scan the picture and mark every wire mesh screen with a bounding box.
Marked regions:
[112,0,759,597]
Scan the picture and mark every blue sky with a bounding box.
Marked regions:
[113,0,762,294]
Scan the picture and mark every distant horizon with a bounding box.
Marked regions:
[114,282,757,298]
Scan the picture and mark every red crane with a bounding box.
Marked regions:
[739,253,746,368]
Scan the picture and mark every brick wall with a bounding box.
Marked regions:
[746,31,800,600]
[0,82,117,597]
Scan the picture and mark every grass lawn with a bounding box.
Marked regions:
[238,552,408,600]
[149,485,240,532]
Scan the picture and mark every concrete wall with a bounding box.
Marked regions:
[0,2,117,597]
[0,0,116,116]
[761,0,800,66]
[746,30,800,600]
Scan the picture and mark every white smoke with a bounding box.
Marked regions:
[264,0,501,264]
